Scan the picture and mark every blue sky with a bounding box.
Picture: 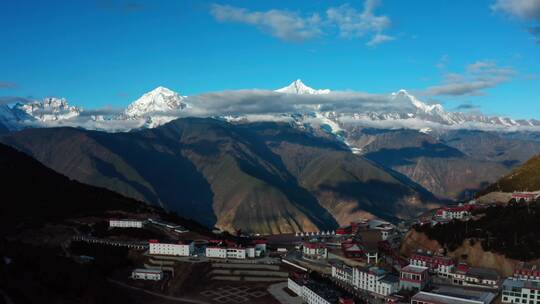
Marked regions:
[1,0,539,118]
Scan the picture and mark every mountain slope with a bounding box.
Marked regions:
[481,154,540,194]
[0,121,8,135]
[2,118,440,233]
[243,122,440,225]
[345,128,511,199]
[0,142,154,233]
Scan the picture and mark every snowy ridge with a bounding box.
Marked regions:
[14,97,81,122]
[275,79,331,95]
[0,81,539,135]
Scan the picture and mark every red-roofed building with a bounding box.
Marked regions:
[409,251,456,278]
[452,263,500,289]
[514,264,540,281]
[336,227,352,235]
[436,205,473,220]
[512,192,539,202]
[341,240,365,259]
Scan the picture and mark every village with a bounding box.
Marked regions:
[66,191,540,304]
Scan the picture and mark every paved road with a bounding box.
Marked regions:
[108,279,211,304]
[267,282,302,304]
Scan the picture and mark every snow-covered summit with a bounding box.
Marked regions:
[391,89,444,114]
[125,86,187,118]
[13,97,81,122]
[275,79,331,95]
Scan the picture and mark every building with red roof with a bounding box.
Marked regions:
[409,251,456,278]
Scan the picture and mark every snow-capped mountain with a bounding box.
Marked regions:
[1,80,539,134]
[125,86,187,117]
[13,98,81,122]
[275,79,331,95]
[123,86,188,128]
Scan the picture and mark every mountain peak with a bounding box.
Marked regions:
[13,97,81,122]
[391,89,444,114]
[125,86,187,118]
[149,86,175,95]
[275,79,331,95]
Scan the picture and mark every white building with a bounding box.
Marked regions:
[109,219,144,228]
[288,273,354,304]
[452,264,500,289]
[303,242,328,259]
[353,266,398,296]
[332,263,354,285]
[131,268,163,281]
[205,246,255,259]
[502,266,540,304]
[436,205,473,221]
[502,278,540,304]
[332,263,398,297]
[148,240,194,256]
[409,252,455,278]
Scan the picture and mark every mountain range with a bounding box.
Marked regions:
[2,80,540,133]
[1,117,441,234]
[2,80,540,233]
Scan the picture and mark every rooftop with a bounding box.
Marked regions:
[466,267,500,281]
[401,264,429,274]
[304,280,353,303]
[133,268,163,274]
[413,287,496,304]
[503,278,540,291]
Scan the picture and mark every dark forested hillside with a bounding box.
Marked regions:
[0,142,209,235]
[414,201,540,261]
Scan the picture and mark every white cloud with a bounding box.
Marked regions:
[422,60,516,96]
[182,89,415,117]
[210,4,322,41]
[327,1,394,45]
[210,1,395,46]
[367,33,395,46]
[492,0,540,20]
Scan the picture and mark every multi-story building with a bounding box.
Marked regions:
[399,265,430,291]
[502,265,540,304]
[148,240,194,256]
[435,205,473,220]
[514,265,540,281]
[409,251,455,278]
[109,219,144,228]
[452,264,500,289]
[205,245,255,259]
[353,266,399,297]
[303,242,328,260]
[332,262,354,285]
[331,263,398,297]
[131,268,163,281]
[511,192,540,203]
[502,278,540,304]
